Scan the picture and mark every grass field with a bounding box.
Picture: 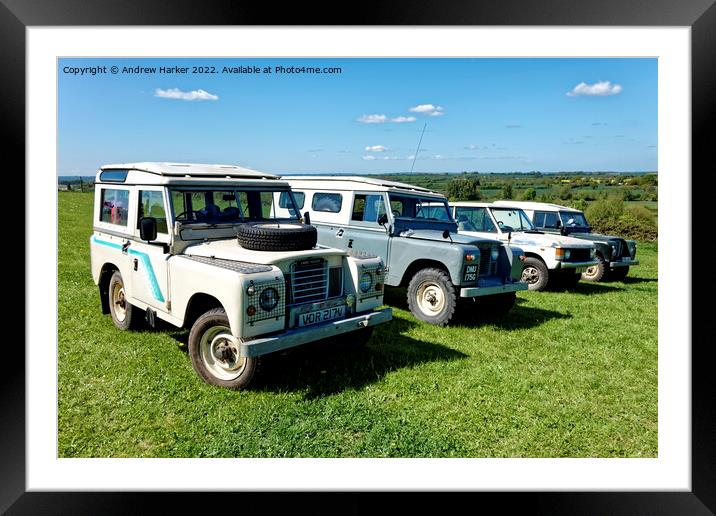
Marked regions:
[58,191,658,458]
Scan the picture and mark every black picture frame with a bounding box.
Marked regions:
[6,0,714,513]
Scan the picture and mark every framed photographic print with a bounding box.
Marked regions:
[6,0,714,512]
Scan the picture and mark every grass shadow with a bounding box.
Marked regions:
[564,283,625,295]
[620,276,657,285]
[252,315,468,399]
[454,302,572,330]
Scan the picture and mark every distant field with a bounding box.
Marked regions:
[58,191,657,458]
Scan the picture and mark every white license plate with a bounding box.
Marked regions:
[298,305,346,327]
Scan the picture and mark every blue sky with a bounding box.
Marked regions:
[58,58,657,176]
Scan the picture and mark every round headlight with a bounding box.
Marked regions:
[564,249,571,260]
[490,247,499,261]
[359,271,373,293]
[590,248,596,258]
[259,287,279,311]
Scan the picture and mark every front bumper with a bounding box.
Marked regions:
[460,279,528,298]
[556,259,599,270]
[238,307,392,357]
[610,257,639,268]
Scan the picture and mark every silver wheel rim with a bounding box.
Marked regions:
[521,266,541,284]
[583,265,598,278]
[416,281,446,316]
[111,281,127,322]
[200,325,246,381]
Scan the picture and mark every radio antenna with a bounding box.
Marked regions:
[409,122,427,174]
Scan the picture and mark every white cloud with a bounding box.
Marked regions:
[154,87,218,101]
[567,81,623,97]
[409,104,444,116]
[362,155,376,161]
[365,145,388,152]
[390,116,417,123]
[357,114,387,124]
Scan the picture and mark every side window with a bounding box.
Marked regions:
[138,190,168,234]
[543,212,560,228]
[351,194,386,223]
[280,191,305,210]
[100,188,130,226]
[312,192,343,213]
[455,207,496,232]
[533,211,546,228]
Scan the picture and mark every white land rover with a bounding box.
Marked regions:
[450,202,598,291]
[90,163,391,390]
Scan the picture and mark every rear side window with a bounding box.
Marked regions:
[100,188,130,226]
[138,190,168,234]
[533,212,546,227]
[312,192,342,213]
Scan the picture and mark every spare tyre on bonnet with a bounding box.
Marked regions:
[236,222,317,251]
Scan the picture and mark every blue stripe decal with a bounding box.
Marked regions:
[92,236,165,302]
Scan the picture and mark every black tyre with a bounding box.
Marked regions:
[521,257,549,291]
[188,308,261,390]
[108,271,139,330]
[582,254,607,282]
[236,222,317,252]
[486,292,517,317]
[407,268,457,326]
[609,266,630,282]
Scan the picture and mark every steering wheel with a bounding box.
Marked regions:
[392,209,401,217]
[175,210,199,221]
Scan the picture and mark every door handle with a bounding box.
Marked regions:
[121,241,131,253]
[336,229,344,237]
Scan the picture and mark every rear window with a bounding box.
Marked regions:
[100,188,130,226]
[312,192,342,213]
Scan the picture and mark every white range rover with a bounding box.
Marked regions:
[449,202,598,291]
[90,162,391,390]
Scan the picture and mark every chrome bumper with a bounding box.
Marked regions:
[556,259,599,270]
[239,307,392,357]
[610,258,639,268]
[460,280,528,298]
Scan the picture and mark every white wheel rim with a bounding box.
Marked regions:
[521,266,540,284]
[111,281,127,322]
[200,325,246,381]
[416,281,446,315]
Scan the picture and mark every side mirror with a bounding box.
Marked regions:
[303,211,311,225]
[140,217,157,242]
[377,213,389,226]
[442,230,450,239]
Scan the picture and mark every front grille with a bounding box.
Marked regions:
[246,279,286,324]
[287,258,329,305]
[478,246,498,277]
[566,248,591,262]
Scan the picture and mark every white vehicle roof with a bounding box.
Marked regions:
[284,175,442,196]
[96,162,285,187]
[449,201,491,208]
[491,200,581,213]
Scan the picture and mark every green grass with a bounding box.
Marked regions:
[58,191,657,458]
